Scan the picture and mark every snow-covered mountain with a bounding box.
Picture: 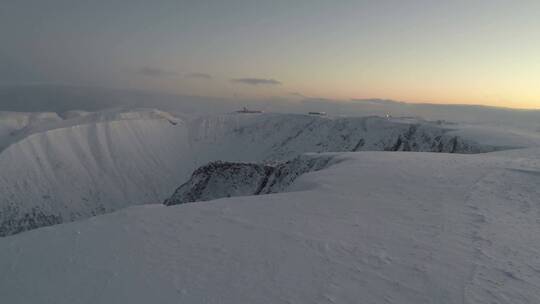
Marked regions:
[0,111,62,148]
[1,109,524,236]
[2,148,540,303]
[2,104,540,303]
[0,109,191,235]
[2,85,540,131]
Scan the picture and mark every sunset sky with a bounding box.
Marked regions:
[2,0,540,108]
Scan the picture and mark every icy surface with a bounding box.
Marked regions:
[2,150,540,303]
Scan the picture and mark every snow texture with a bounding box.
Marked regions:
[2,149,540,303]
[0,110,514,235]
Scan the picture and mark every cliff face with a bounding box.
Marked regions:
[164,155,334,206]
[0,111,507,236]
[162,120,494,207]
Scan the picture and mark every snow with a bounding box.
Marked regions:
[2,84,540,303]
[2,110,517,235]
[0,110,193,235]
[2,85,540,131]
[1,149,540,303]
[447,123,540,149]
[0,111,62,148]
[1,105,540,302]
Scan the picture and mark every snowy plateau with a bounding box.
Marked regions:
[1,106,540,303]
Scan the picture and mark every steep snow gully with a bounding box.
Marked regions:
[0,110,521,235]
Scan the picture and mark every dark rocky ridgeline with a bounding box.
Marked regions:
[0,205,62,237]
[163,120,501,206]
[0,114,504,237]
[0,200,109,237]
[262,117,500,160]
[164,155,334,206]
[381,124,487,153]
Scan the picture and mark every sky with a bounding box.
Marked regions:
[1,0,540,109]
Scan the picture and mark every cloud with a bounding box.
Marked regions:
[289,92,308,98]
[231,78,282,86]
[136,66,178,77]
[351,98,404,105]
[186,72,212,79]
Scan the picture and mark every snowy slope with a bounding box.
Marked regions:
[2,149,540,303]
[1,110,520,236]
[0,111,62,149]
[0,109,193,235]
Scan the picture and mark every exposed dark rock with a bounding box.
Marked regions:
[0,205,63,237]
[164,155,334,206]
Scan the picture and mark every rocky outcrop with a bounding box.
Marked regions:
[0,205,62,236]
[164,155,334,205]
[0,112,505,236]
[381,124,484,153]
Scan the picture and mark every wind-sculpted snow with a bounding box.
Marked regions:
[164,155,335,205]
[2,149,540,303]
[0,111,522,235]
